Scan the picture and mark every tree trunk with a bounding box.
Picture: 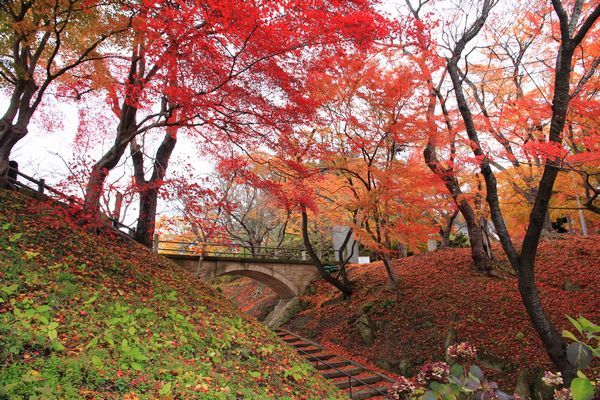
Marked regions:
[525,189,554,235]
[131,131,177,247]
[380,252,398,285]
[0,141,14,189]
[336,228,356,288]
[439,210,458,248]
[301,207,352,296]
[83,136,133,220]
[83,102,138,221]
[456,197,493,273]
[0,121,28,188]
[424,143,493,274]
[134,189,159,246]
[337,265,351,288]
[439,228,450,249]
[0,78,39,188]
[465,224,492,273]
[517,261,577,381]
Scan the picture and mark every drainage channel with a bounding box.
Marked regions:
[275,328,395,400]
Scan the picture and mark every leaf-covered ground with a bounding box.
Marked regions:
[290,240,599,388]
[220,236,599,389]
[214,277,279,321]
[0,190,344,399]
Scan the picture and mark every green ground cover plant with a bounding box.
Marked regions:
[0,190,344,399]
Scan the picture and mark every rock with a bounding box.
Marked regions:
[359,301,375,315]
[476,352,507,373]
[376,357,412,376]
[564,280,582,292]
[397,359,412,376]
[376,359,393,370]
[514,369,531,399]
[265,297,304,329]
[355,314,375,346]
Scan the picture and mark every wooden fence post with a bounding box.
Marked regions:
[37,178,45,198]
[8,161,18,186]
[153,235,159,253]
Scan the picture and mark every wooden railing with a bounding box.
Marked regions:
[7,166,136,238]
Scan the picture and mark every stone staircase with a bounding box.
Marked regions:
[275,328,395,399]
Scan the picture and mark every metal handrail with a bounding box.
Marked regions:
[157,240,337,262]
[278,328,393,399]
[157,240,309,261]
[157,240,306,251]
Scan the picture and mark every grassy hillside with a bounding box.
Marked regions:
[219,236,599,389]
[0,190,344,399]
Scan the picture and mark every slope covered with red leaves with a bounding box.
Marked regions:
[284,238,599,389]
[216,276,279,320]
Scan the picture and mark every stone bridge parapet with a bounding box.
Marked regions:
[164,255,319,299]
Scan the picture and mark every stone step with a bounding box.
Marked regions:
[349,386,390,400]
[323,367,364,379]
[305,353,336,362]
[315,361,352,370]
[335,375,383,390]
[276,329,324,348]
[292,342,314,348]
[298,347,323,354]
[275,328,394,399]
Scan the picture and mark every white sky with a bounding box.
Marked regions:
[1,95,215,228]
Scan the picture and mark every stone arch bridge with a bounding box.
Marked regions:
[158,241,322,299]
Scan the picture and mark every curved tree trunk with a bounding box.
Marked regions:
[423,145,493,273]
[83,130,137,221]
[83,38,154,225]
[420,63,493,274]
[0,87,34,188]
[380,252,398,285]
[443,0,599,383]
[83,100,139,221]
[301,207,352,296]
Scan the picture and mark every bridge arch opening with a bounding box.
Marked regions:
[211,268,298,299]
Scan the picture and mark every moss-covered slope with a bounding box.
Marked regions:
[0,190,343,399]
